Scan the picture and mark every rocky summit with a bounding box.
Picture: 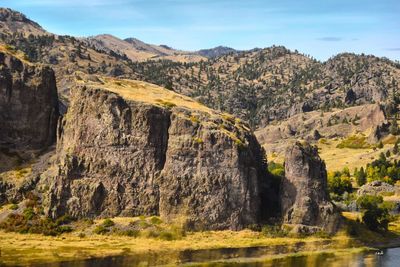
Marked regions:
[281,141,340,233]
[40,76,271,230]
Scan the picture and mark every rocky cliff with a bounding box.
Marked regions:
[281,142,339,233]
[0,46,59,165]
[42,77,270,230]
[0,46,59,204]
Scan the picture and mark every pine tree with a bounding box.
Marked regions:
[390,118,399,135]
[394,142,399,155]
[356,167,367,186]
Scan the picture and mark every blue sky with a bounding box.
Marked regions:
[2,0,400,61]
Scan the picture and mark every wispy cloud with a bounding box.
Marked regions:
[385,48,400,51]
[317,37,342,42]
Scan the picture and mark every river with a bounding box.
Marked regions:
[29,247,400,267]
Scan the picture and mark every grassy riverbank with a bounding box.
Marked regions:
[1,212,400,266]
[0,229,357,266]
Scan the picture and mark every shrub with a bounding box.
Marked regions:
[327,171,352,195]
[57,225,73,234]
[23,208,35,220]
[159,231,174,241]
[377,141,384,149]
[150,216,162,225]
[93,225,109,235]
[268,161,285,177]
[336,135,370,149]
[102,218,115,227]
[121,229,140,237]
[261,225,288,237]
[357,195,390,231]
[9,204,18,210]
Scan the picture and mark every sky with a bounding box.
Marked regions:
[1,0,400,61]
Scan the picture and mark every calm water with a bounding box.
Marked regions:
[31,247,400,267]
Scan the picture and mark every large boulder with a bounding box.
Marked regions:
[280,141,340,233]
[42,81,270,230]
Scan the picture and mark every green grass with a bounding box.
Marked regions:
[336,135,371,149]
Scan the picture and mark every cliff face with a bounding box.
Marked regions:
[0,48,59,205]
[0,49,59,163]
[43,79,269,230]
[281,142,339,233]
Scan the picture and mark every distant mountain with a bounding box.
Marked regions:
[84,34,206,62]
[197,46,237,58]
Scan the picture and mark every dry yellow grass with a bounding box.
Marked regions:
[77,76,213,114]
[0,228,356,266]
[0,166,32,186]
[0,43,32,65]
[317,139,394,172]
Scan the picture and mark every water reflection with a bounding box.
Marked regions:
[29,247,400,267]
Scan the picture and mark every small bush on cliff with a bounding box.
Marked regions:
[268,161,285,177]
[357,195,390,231]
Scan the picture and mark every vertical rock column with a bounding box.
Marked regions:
[281,141,340,233]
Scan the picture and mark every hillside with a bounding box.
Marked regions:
[133,48,400,129]
[2,7,399,131]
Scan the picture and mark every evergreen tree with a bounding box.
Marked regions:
[356,167,367,186]
[394,142,399,155]
[390,117,399,135]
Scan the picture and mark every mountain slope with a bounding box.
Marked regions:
[85,34,206,62]
[133,48,400,128]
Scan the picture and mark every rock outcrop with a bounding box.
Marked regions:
[42,78,270,230]
[281,141,339,233]
[0,49,59,159]
[255,104,388,158]
[357,181,397,196]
